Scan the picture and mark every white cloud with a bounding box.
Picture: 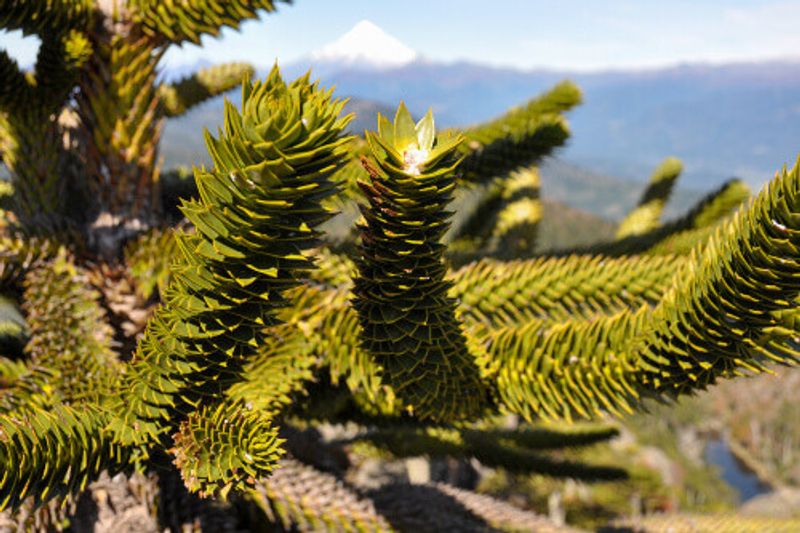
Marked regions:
[510,1,800,71]
[720,2,800,57]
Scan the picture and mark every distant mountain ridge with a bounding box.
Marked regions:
[266,21,800,190]
[276,57,800,191]
[162,20,800,202]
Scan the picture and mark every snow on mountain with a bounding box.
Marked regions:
[310,20,418,69]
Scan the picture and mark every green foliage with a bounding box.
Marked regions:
[0,23,91,235]
[452,254,677,326]
[0,236,57,289]
[460,81,581,185]
[616,157,683,239]
[171,400,284,499]
[0,51,27,110]
[482,309,645,421]
[0,113,12,164]
[686,179,752,229]
[636,162,800,392]
[0,3,798,525]
[132,0,285,44]
[590,178,751,256]
[110,68,352,485]
[0,295,26,354]
[227,323,319,415]
[643,178,751,255]
[292,283,401,417]
[0,26,89,234]
[3,115,66,234]
[489,166,543,256]
[124,227,179,300]
[479,160,800,423]
[0,362,58,416]
[265,253,679,423]
[22,252,118,404]
[0,0,92,36]
[0,404,127,510]
[354,104,488,421]
[0,356,26,383]
[0,3,278,239]
[35,30,90,107]
[77,35,164,227]
[159,62,256,117]
[448,165,542,260]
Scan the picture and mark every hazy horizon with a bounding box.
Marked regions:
[2,1,799,72]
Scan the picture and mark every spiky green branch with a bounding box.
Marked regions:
[132,0,285,45]
[459,81,581,185]
[586,178,751,256]
[616,157,683,239]
[0,404,127,511]
[109,69,352,499]
[353,104,488,421]
[22,252,118,404]
[0,0,92,36]
[159,62,255,118]
[481,160,800,421]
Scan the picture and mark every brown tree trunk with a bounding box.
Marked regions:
[76,1,164,259]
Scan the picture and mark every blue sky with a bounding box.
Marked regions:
[2,0,798,71]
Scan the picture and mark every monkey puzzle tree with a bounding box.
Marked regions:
[0,1,799,531]
[1,0,271,254]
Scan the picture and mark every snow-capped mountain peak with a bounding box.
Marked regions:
[310,20,418,69]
